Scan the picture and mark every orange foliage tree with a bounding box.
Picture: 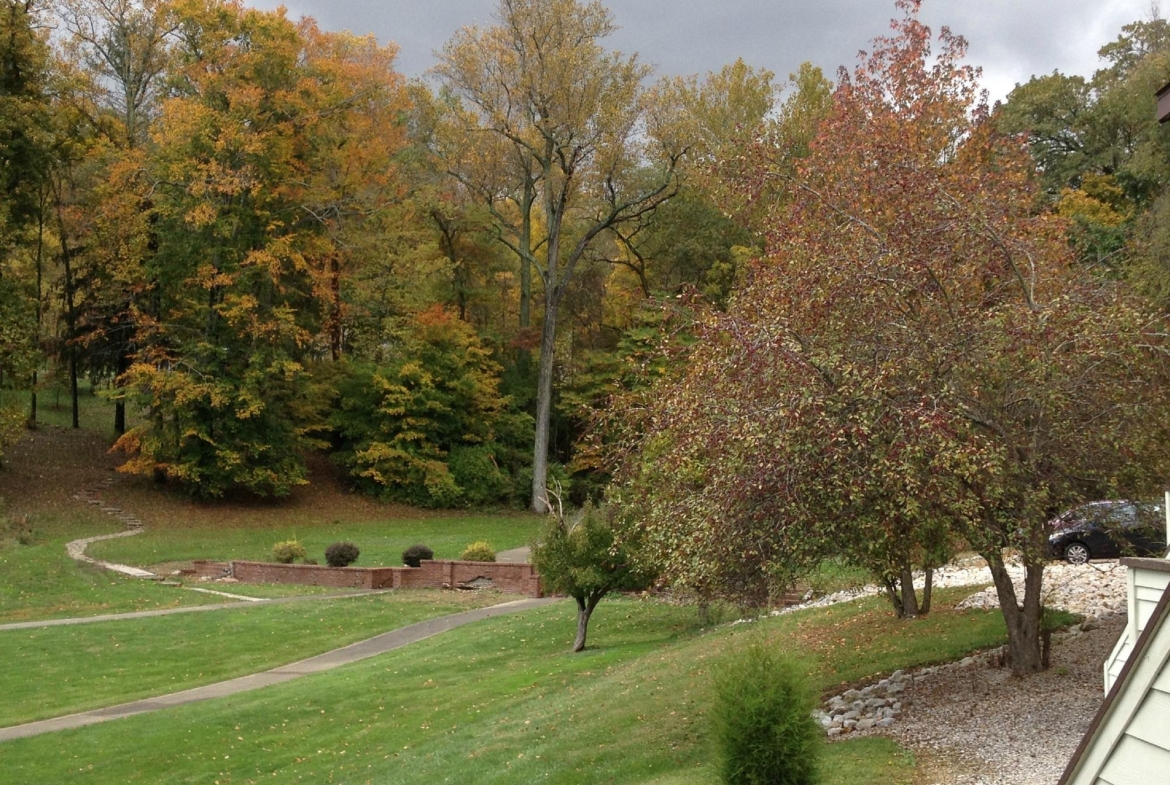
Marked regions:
[115,0,407,497]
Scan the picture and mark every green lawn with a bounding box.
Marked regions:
[0,482,539,623]
[89,512,543,569]
[0,589,1010,784]
[0,590,517,727]
[0,509,244,623]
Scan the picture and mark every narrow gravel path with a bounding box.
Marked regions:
[0,596,558,742]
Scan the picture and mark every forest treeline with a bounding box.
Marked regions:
[1,0,1169,523]
[0,0,774,509]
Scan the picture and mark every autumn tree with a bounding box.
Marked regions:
[293,22,410,361]
[615,1,1170,671]
[999,16,1170,272]
[114,0,407,498]
[328,305,525,508]
[52,0,172,434]
[434,0,685,513]
[593,60,778,304]
[0,0,52,452]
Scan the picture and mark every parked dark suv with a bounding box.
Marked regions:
[1048,501,1166,564]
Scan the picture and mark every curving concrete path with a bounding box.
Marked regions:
[0,596,558,742]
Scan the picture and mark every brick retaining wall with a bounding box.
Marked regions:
[186,558,541,597]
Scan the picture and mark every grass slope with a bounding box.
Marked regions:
[0,590,515,727]
[88,513,542,569]
[0,427,540,623]
[1,590,1008,784]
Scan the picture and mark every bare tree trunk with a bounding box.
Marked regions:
[882,576,905,618]
[328,253,343,361]
[530,294,560,514]
[920,566,933,615]
[985,550,1045,674]
[573,593,601,652]
[900,566,919,618]
[697,600,710,626]
[114,351,129,436]
[30,197,44,428]
[518,179,535,328]
[56,202,80,430]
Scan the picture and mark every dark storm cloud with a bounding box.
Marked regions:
[255,0,1153,100]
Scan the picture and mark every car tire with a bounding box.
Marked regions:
[1064,542,1090,565]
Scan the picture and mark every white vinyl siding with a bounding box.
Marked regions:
[1098,735,1170,785]
[1134,570,1170,632]
[1067,574,1170,785]
[1106,565,1170,693]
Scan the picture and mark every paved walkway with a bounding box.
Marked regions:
[0,596,558,742]
[497,545,531,563]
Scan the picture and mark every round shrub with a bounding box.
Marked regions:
[325,541,360,568]
[460,540,497,562]
[271,539,306,564]
[402,543,434,568]
[709,643,821,785]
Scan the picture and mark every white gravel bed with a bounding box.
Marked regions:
[887,613,1123,785]
[801,557,1129,785]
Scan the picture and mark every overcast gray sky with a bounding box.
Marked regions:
[247,0,1157,102]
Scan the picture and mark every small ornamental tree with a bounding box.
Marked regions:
[531,501,654,652]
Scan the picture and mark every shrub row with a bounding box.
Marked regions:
[268,540,499,568]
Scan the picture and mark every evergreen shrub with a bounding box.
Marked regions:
[402,544,434,568]
[709,643,821,785]
[325,541,360,567]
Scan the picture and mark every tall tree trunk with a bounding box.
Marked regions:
[899,566,919,618]
[985,550,1045,674]
[530,292,560,514]
[114,351,129,436]
[69,352,79,430]
[29,198,44,428]
[329,253,343,361]
[518,179,535,328]
[573,593,601,652]
[920,566,933,615]
[55,198,79,429]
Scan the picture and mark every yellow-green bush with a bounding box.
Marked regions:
[459,540,496,562]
